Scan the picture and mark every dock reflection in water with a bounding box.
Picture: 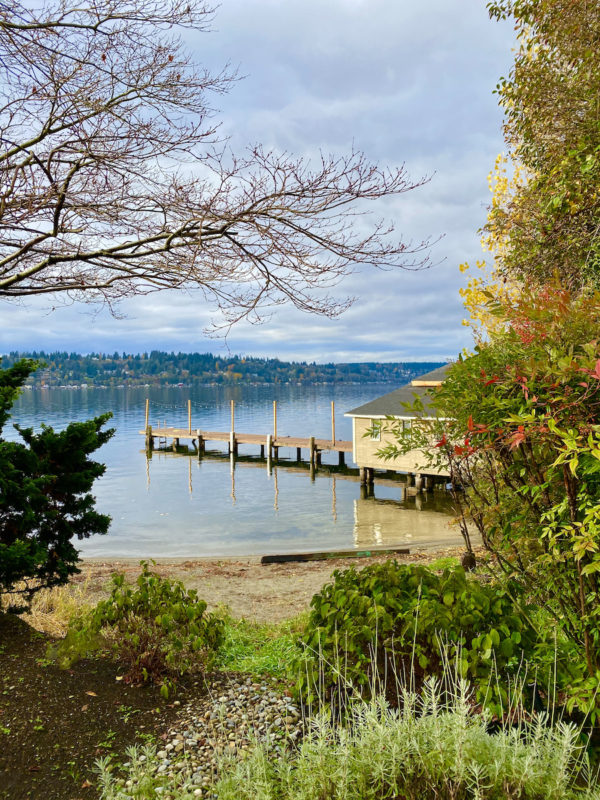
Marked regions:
[151,445,470,554]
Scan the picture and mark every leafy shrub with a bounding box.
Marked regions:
[294,561,544,717]
[53,562,223,696]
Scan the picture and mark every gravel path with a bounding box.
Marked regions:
[131,675,304,797]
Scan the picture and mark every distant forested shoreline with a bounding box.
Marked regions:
[1,351,445,388]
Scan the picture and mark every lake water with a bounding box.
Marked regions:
[8,384,463,558]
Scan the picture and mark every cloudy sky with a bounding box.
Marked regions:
[2,0,515,363]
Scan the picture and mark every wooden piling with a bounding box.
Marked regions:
[145,424,153,451]
[188,399,192,434]
[229,431,238,456]
[309,436,316,467]
[230,399,235,435]
[260,444,265,458]
[338,451,345,467]
[331,400,335,446]
[296,446,302,461]
[144,398,149,430]
[359,467,367,484]
[273,400,277,441]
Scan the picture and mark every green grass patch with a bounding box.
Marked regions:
[428,555,461,571]
[216,613,307,678]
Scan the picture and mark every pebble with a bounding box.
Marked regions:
[153,676,305,797]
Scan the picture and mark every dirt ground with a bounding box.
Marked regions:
[78,545,476,623]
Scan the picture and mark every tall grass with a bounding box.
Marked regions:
[0,574,95,637]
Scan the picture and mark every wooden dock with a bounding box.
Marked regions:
[140,426,352,465]
[140,398,352,465]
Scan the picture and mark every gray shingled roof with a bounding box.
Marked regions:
[345,364,451,418]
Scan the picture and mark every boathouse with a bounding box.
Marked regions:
[344,365,451,488]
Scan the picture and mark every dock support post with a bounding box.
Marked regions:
[309,436,316,468]
[366,467,374,486]
[260,444,265,458]
[229,431,237,456]
[415,473,423,493]
[229,399,237,455]
[296,447,302,461]
[359,467,367,484]
[338,451,345,467]
[316,449,322,466]
[196,430,205,456]
[273,445,279,460]
[331,400,335,447]
[188,399,192,434]
[266,433,272,460]
[145,398,149,431]
[145,424,153,451]
[172,437,179,451]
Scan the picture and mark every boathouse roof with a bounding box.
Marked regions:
[344,364,451,419]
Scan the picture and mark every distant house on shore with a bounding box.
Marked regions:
[344,365,451,487]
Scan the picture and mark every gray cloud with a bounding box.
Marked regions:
[0,0,515,362]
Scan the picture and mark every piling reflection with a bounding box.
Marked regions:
[150,445,471,553]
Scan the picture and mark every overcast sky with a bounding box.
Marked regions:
[1,0,515,363]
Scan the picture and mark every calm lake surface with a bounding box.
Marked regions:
[9,384,462,558]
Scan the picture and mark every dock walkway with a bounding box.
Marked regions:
[140,426,351,465]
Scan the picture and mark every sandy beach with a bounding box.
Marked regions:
[78,544,474,623]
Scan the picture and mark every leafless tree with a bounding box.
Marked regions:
[0,0,430,327]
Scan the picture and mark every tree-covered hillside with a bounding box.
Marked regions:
[0,351,445,388]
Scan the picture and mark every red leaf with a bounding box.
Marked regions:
[484,376,499,386]
[467,415,475,432]
[435,435,447,448]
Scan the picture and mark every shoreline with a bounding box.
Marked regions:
[74,544,474,624]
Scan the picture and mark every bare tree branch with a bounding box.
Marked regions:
[0,0,432,327]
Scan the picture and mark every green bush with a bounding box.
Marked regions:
[53,561,223,696]
[294,561,544,717]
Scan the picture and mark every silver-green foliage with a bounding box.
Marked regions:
[215,682,599,800]
[96,681,600,800]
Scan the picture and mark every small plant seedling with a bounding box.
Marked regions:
[117,705,139,723]
[97,730,117,750]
